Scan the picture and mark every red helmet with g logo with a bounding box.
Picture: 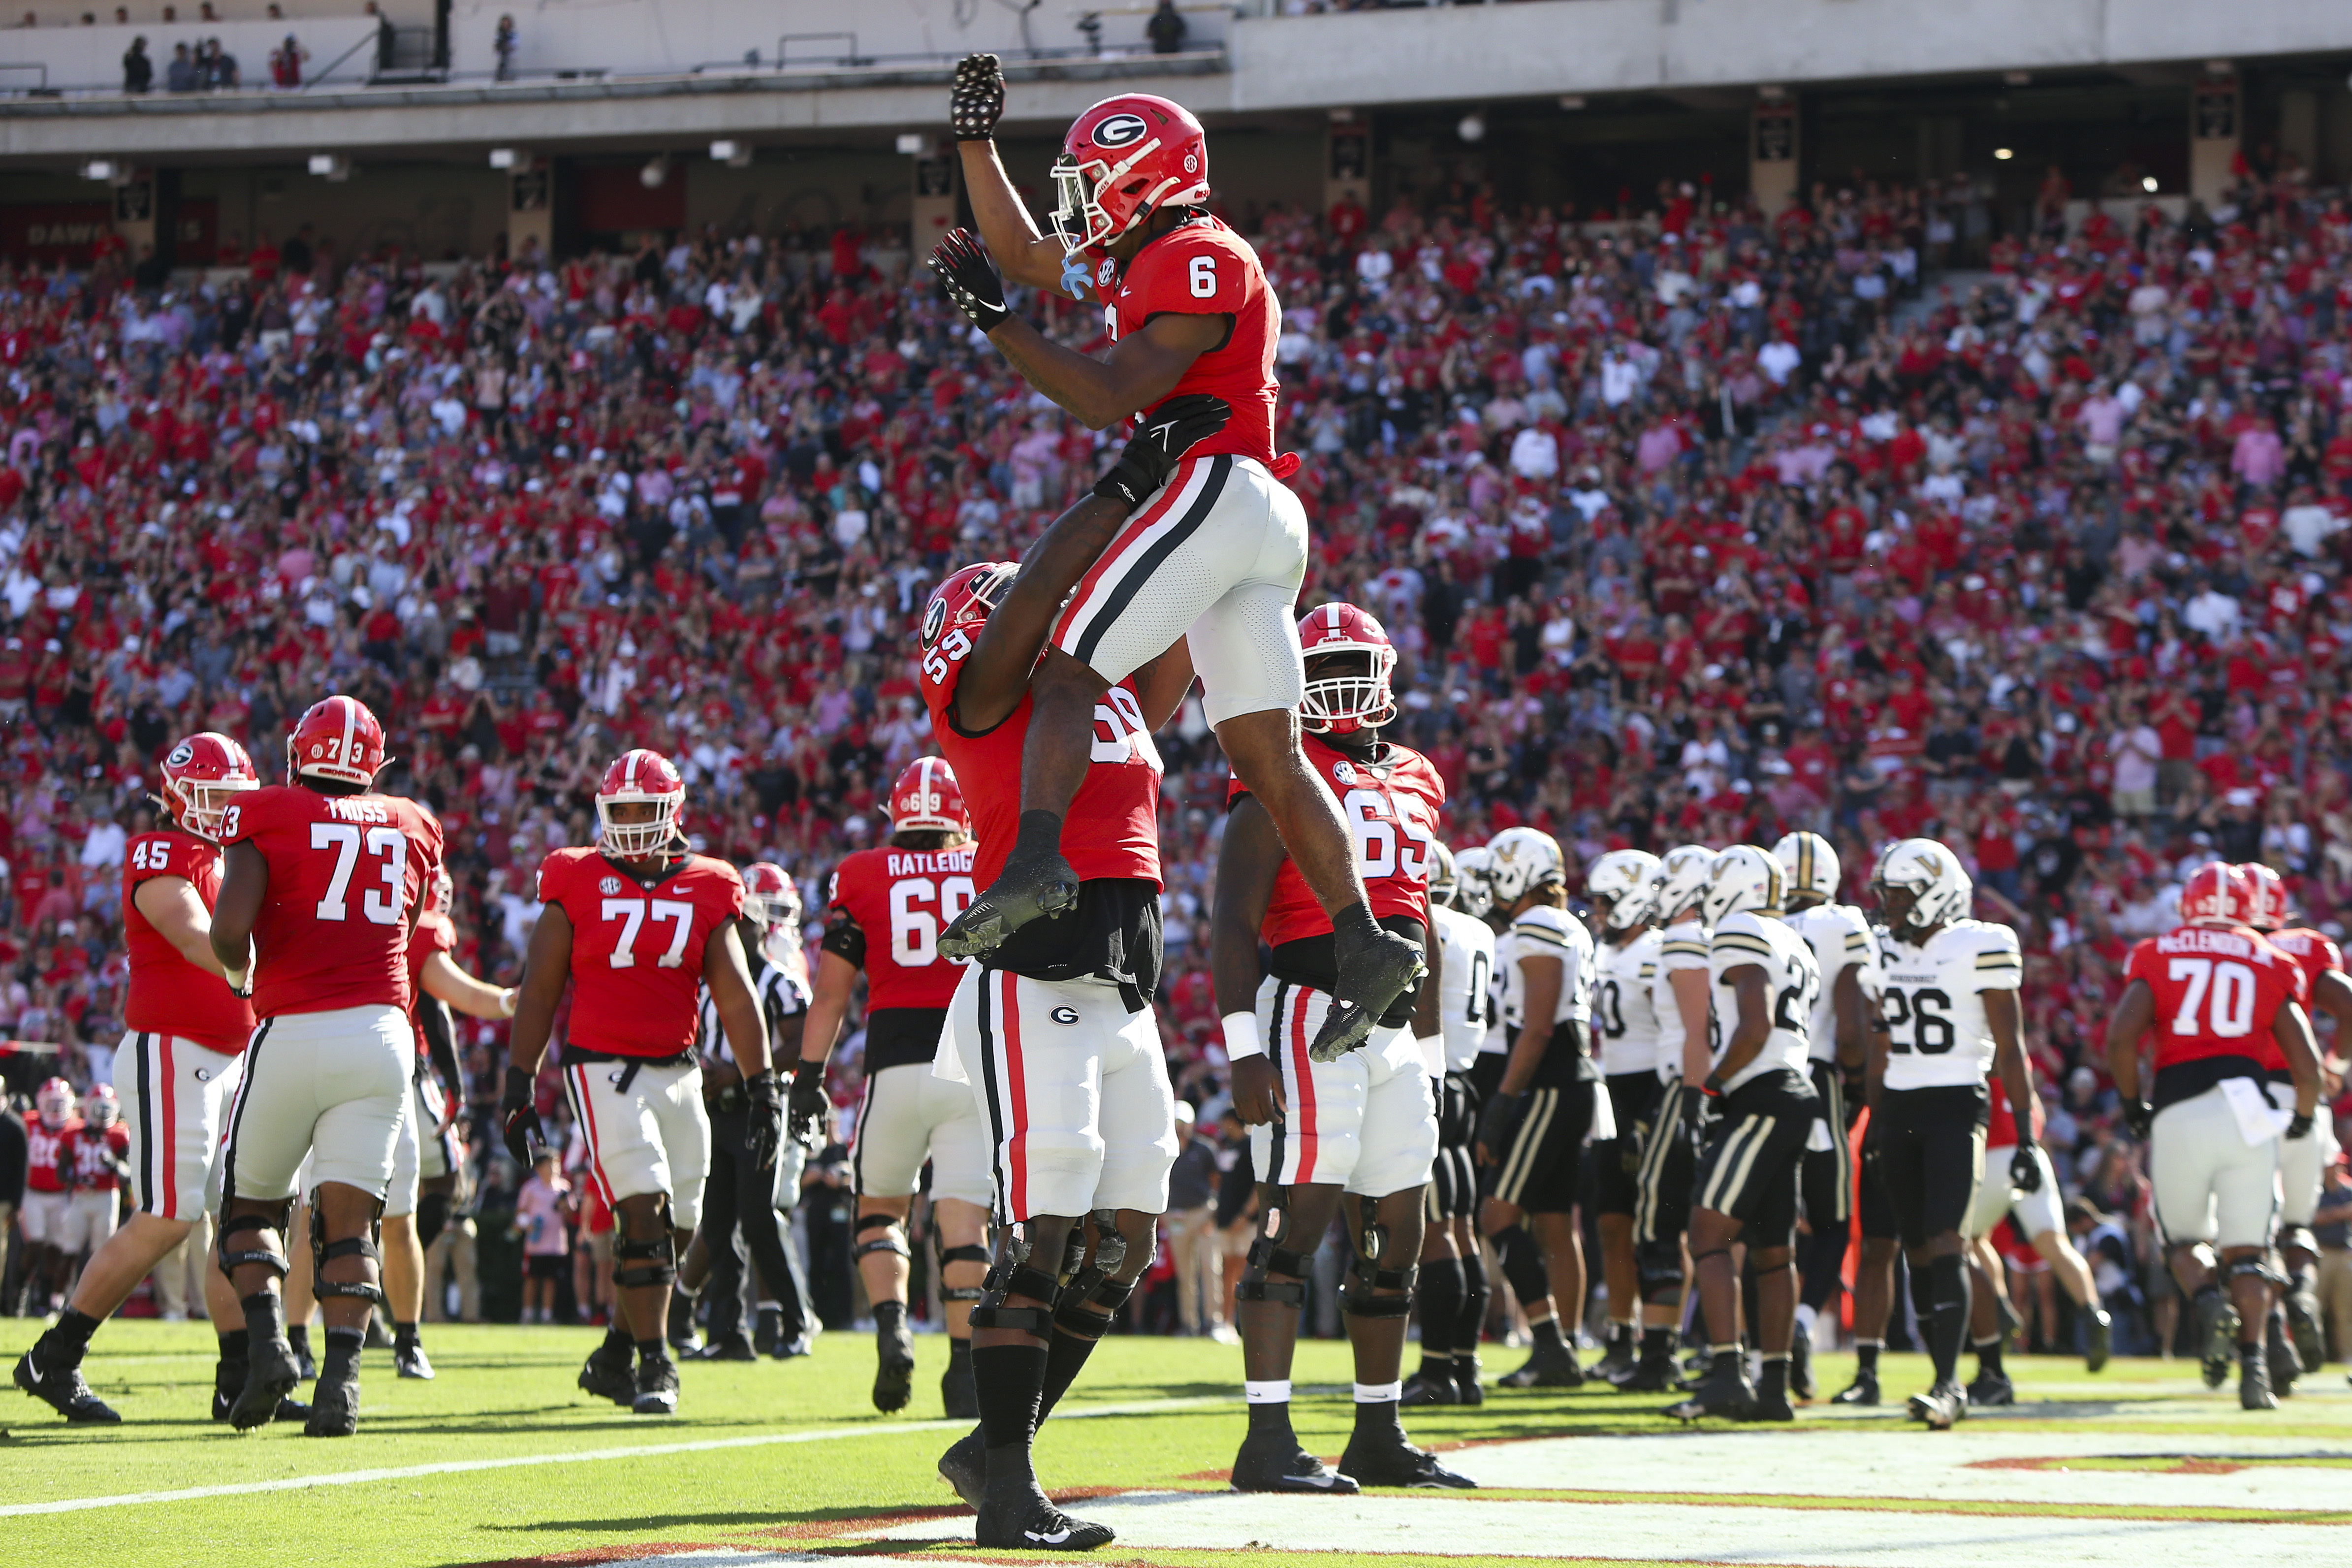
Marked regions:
[159,731,259,840]
[2237,862,2288,932]
[2180,861,2251,930]
[921,562,1014,672]
[1050,94,1209,255]
[1297,602,1398,735]
[286,695,386,788]
[890,756,970,836]
[595,749,685,858]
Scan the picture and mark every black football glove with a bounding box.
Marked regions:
[501,1064,545,1168]
[2288,1112,2315,1141]
[929,227,1009,334]
[1094,393,1232,508]
[1677,1083,1709,1151]
[2124,1098,2154,1141]
[2009,1142,2043,1194]
[1475,1090,1527,1159]
[950,52,1005,141]
[787,1064,830,1152]
[744,1069,786,1172]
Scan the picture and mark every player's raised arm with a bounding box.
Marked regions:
[948,54,1068,291]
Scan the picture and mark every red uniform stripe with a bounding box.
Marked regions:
[1000,971,1030,1218]
[571,1065,614,1207]
[1053,456,1200,643]
[1289,987,1318,1185]
[157,1036,178,1218]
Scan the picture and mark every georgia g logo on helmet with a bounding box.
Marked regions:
[1093,112,1149,148]
[921,595,948,649]
[165,741,193,768]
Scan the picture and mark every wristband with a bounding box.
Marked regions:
[498,988,518,1018]
[1223,1011,1264,1062]
[223,963,250,994]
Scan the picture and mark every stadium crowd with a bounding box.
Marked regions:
[1,157,2351,1358]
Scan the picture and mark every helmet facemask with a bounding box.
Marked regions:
[1049,146,1161,256]
[1300,647,1397,736]
[598,795,680,859]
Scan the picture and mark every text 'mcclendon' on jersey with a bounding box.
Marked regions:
[221,786,443,1020]
[2124,924,2306,1075]
[1873,919,2022,1090]
[1592,927,1672,1078]
[1785,901,1876,1065]
[538,846,744,1059]
[1707,910,1818,1092]
[1230,735,1443,947]
[1432,903,1494,1073]
[123,827,254,1053]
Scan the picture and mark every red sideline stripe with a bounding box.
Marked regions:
[1289,987,1318,1184]
[1053,456,1200,644]
[157,1036,178,1218]
[1001,971,1029,1218]
[572,1065,614,1207]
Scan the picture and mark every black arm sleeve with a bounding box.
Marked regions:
[821,910,867,969]
[419,993,463,1096]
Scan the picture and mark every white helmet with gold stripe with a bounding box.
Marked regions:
[1772,831,1840,906]
[1650,843,1716,923]
[1586,849,1661,931]
[1702,844,1786,925]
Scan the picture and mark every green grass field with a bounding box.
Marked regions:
[5,1320,2350,1567]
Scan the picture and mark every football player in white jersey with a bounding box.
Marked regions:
[1624,843,1716,1392]
[1405,842,1500,1407]
[1863,838,2033,1431]
[1665,846,1821,1423]
[1472,828,1597,1390]
[1772,832,1875,1400]
[1582,849,1664,1386]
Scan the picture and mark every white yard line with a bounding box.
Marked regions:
[0,1395,1231,1518]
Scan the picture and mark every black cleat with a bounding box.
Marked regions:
[2267,1315,2302,1396]
[1745,1386,1796,1423]
[293,1344,318,1382]
[774,1333,814,1359]
[1912,1379,1967,1431]
[2195,1291,2240,1391]
[665,1295,701,1357]
[753,1305,792,1359]
[362,1316,395,1351]
[2083,1307,2113,1373]
[938,1426,985,1509]
[633,1353,681,1416]
[1967,1370,2015,1408]
[1830,1368,1880,1407]
[696,1334,757,1363]
[211,1385,309,1423]
[2287,1288,2325,1376]
[1664,1361,1755,1422]
[975,1471,1116,1552]
[578,1345,636,1406]
[942,1359,979,1420]
[228,1336,303,1431]
[393,1342,435,1380]
[15,1349,120,1424]
[1400,1369,1460,1407]
[2242,1350,2278,1411]
[1230,1431,1361,1494]
[1452,1354,1485,1406]
[1498,1337,1583,1389]
[304,1371,360,1437]
[1339,1429,1477,1488]
[873,1316,917,1413]
[1788,1320,1816,1401]
[1620,1349,1679,1393]
[1592,1337,1638,1388]
[1310,928,1427,1063]
[939,848,1080,962]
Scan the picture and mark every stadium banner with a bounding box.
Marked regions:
[0,203,115,264]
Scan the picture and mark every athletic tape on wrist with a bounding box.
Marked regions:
[1223,1010,1264,1061]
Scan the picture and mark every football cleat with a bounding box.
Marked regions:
[14,1350,120,1424]
[292,1343,319,1382]
[304,1371,360,1438]
[2194,1290,2240,1391]
[633,1354,681,1416]
[579,1345,636,1407]
[1619,1348,1679,1394]
[1744,1385,1796,1423]
[1312,927,1427,1062]
[939,848,1080,961]
[1664,1362,1755,1422]
[363,1316,395,1351]
[1399,1369,1460,1407]
[2242,1350,2278,1411]
[666,1294,701,1356]
[1830,1368,1880,1407]
[393,1343,435,1381]
[2083,1307,2113,1373]
[873,1315,917,1413]
[696,1334,757,1363]
[228,1335,304,1431]
[1913,1379,1968,1431]
[975,1472,1116,1551]
[1967,1370,2015,1408]
[1498,1337,1584,1389]
[1787,1320,1816,1401]
[1231,1431,1361,1494]
[2266,1315,2301,1396]
[2286,1291,2324,1382]
[211,1386,309,1423]
[1452,1354,1485,1406]
[1338,1429,1477,1489]
[753,1305,787,1359]
[942,1360,979,1420]
[1592,1335,1638,1388]
[938,1427,985,1509]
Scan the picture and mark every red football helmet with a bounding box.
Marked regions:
[34,1076,73,1129]
[1050,94,1210,255]
[921,562,1015,663]
[2238,862,2288,932]
[1297,602,1398,735]
[85,1083,118,1129]
[429,867,455,918]
[742,862,802,931]
[286,695,386,788]
[2180,861,2252,929]
[890,756,970,836]
[159,731,259,841]
[595,749,685,858]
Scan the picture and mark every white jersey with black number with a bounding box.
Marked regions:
[1786,901,1877,1066]
[1433,903,1497,1074]
[1707,910,1820,1093]
[1875,919,2023,1091]
[697,961,812,1067]
[1593,927,1671,1078]
[1652,916,1711,1083]
[1498,903,1593,1035]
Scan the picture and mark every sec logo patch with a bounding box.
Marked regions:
[1331,760,1358,784]
[1049,1006,1081,1025]
[600,876,622,896]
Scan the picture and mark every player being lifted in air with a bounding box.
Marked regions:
[1214,604,1471,1492]
[925,55,1422,1063]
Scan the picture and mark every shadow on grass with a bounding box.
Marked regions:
[481,1502,969,1534]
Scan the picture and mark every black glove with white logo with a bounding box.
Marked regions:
[744,1069,785,1172]
[950,52,1005,142]
[2009,1141,2042,1194]
[787,1064,830,1152]
[501,1064,545,1168]
[1095,394,1233,508]
[2124,1098,2153,1141]
[929,227,1009,333]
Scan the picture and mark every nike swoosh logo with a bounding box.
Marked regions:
[1026,1527,1074,1544]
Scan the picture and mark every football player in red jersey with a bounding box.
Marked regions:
[1212,604,1471,1493]
[932,60,1423,1064]
[207,696,445,1436]
[798,757,993,1418]
[2107,862,2321,1409]
[385,868,515,1381]
[2238,862,2352,1376]
[16,1078,78,1317]
[17,733,302,1426]
[61,1086,130,1273]
[501,748,784,1419]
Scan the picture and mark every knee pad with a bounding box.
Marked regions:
[1054,1272,1135,1338]
[854,1211,911,1262]
[1058,1209,1131,1307]
[2282,1225,2319,1257]
[1637,1241,1685,1307]
[2226,1255,2285,1290]
[1495,1226,1549,1307]
[217,1197,296,1280]
[310,1191,389,1310]
[613,1196,678,1289]
[967,1222,1063,1336]
[1343,1219,1418,1319]
[1235,1218,1314,1307]
[938,1241,990,1302]
[416,1191,451,1251]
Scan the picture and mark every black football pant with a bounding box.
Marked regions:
[703,1107,811,1344]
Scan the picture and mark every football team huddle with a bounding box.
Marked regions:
[9,55,2349,1558]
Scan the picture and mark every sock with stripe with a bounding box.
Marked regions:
[1973,1334,2004,1377]
[1351,1380,1404,1436]
[1530,1316,1567,1353]
[1244,1379,1295,1441]
[1855,1339,1882,1376]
